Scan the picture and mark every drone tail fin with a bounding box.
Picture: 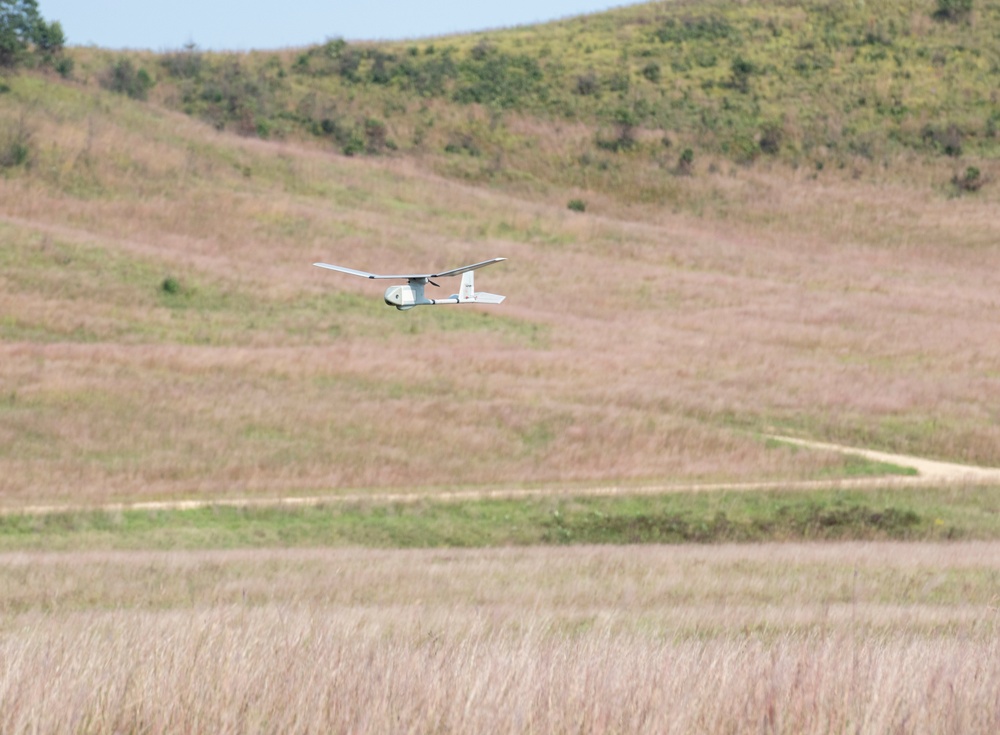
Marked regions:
[459,270,476,301]
[452,270,505,305]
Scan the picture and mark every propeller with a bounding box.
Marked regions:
[428,279,441,288]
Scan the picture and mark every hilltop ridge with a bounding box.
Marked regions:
[37,0,1000,205]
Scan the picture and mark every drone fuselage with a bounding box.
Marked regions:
[383,274,502,310]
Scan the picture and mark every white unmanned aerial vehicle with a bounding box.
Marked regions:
[313,257,506,311]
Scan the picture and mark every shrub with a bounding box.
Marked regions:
[729,56,757,93]
[454,49,544,109]
[368,52,393,85]
[199,59,280,136]
[161,276,181,295]
[161,42,203,79]
[596,107,639,153]
[338,48,362,82]
[933,0,973,22]
[341,131,365,156]
[654,15,734,44]
[759,123,783,155]
[444,131,481,157]
[364,118,388,153]
[952,166,985,193]
[102,58,154,100]
[0,115,31,169]
[641,62,661,83]
[567,198,586,212]
[676,147,694,175]
[395,54,457,97]
[922,124,962,156]
[54,55,73,78]
[575,71,598,96]
[727,133,760,165]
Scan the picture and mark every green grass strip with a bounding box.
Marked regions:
[1,484,998,551]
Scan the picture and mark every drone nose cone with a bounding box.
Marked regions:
[384,286,401,306]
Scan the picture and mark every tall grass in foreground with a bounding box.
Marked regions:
[3,609,997,733]
[1,543,999,733]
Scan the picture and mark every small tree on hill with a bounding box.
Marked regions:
[0,0,64,68]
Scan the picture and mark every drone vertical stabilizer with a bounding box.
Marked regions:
[452,270,505,304]
[459,271,475,301]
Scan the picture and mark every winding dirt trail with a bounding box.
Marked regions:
[769,435,1000,483]
[6,437,1000,516]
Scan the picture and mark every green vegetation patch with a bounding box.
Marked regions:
[133,0,1000,181]
[1,484,994,551]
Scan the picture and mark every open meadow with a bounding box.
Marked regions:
[3,0,1000,730]
[2,68,999,504]
[2,543,1000,732]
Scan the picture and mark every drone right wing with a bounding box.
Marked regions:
[428,258,507,278]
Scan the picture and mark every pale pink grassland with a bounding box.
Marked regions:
[2,90,999,503]
[1,542,998,733]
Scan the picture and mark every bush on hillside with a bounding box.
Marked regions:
[198,59,284,136]
[364,117,389,153]
[759,123,783,155]
[395,53,457,97]
[654,15,735,44]
[934,0,973,22]
[921,124,963,156]
[596,107,638,153]
[728,56,757,93]
[161,42,203,80]
[101,58,153,100]
[453,48,544,109]
[54,55,72,78]
[951,166,985,193]
[575,71,599,96]
[0,115,30,168]
[675,148,694,175]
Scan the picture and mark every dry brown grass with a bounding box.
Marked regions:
[2,542,999,732]
[2,73,1000,504]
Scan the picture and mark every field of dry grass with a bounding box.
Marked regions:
[2,70,1000,506]
[3,15,1000,732]
[2,542,999,732]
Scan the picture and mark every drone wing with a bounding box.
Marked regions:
[428,258,507,279]
[313,263,421,280]
[314,258,506,281]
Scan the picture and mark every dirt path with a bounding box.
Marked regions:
[6,437,999,516]
[769,435,1000,483]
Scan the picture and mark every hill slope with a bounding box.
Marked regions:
[61,0,1000,204]
[0,3,999,505]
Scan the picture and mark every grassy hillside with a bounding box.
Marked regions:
[1,2,999,506]
[59,0,1000,206]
